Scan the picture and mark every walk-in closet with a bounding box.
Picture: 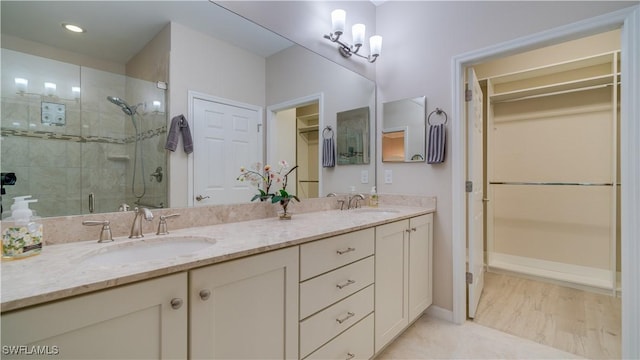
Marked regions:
[476,29,621,294]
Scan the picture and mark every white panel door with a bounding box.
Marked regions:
[193,98,261,205]
[467,67,485,318]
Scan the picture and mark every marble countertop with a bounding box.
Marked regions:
[1,205,434,312]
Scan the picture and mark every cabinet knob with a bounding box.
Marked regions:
[411,227,417,232]
[346,353,355,360]
[170,298,183,310]
[199,289,211,301]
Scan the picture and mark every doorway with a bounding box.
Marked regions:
[267,94,323,200]
[452,5,640,358]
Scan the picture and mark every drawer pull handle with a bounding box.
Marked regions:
[411,227,417,232]
[336,279,356,289]
[170,298,183,310]
[336,312,355,324]
[346,353,355,360]
[336,247,356,255]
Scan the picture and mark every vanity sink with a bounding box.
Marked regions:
[80,236,217,266]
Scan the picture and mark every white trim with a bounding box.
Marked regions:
[489,253,613,290]
[186,90,263,207]
[266,93,324,196]
[425,305,453,322]
[620,6,640,359]
[451,6,640,359]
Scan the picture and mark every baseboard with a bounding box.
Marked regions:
[425,305,453,322]
[489,252,614,291]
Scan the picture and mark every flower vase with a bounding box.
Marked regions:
[279,199,292,220]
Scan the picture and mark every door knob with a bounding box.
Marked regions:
[195,195,211,201]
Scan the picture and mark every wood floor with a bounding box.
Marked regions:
[473,272,621,359]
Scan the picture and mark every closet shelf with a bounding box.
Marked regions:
[490,74,613,103]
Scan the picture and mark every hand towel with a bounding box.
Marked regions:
[179,115,194,154]
[427,123,446,164]
[165,115,181,152]
[165,114,193,154]
[322,137,336,167]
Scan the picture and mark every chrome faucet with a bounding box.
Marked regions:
[348,194,366,209]
[129,207,153,238]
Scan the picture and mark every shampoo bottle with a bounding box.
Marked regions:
[2,196,43,260]
[369,186,379,207]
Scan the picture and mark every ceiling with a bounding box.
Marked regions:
[0,1,293,64]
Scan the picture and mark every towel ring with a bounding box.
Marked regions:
[427,108,448,126]
[322,126,334,139]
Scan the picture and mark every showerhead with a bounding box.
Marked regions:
[107,96,137,116]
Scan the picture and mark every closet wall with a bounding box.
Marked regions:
[475,30,620,292]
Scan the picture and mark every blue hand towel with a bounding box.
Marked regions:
[323,137,336,167]
[427,123,446,164]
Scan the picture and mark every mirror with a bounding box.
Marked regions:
[337,107,370,165]
[0,1,376,218]
[382,96,426,162]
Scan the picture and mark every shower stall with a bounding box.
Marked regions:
[0,48,167,217]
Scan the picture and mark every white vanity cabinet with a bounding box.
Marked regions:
[374,214,433,353]
[0,273,188,359]
[299,228,375,360]
[189,246,299,360]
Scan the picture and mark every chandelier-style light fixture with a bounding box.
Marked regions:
[323,9,382,63]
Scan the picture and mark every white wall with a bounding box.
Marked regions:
[218,0,378,81]
[215,0,635,313]
[168,22,266,208]
[375,1,635,312]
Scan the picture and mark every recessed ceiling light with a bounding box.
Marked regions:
[62,23,85,33]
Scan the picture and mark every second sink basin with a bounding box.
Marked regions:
[80,235,217,266]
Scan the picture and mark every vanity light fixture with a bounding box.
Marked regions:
[14,78,28,93]
[323,9,382,63]
[62,23,85,33]
[44,82,57,96]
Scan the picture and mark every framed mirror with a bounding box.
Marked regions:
[382,96,426,162]
[336,107,370,165]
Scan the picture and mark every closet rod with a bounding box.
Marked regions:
[490,181,613,186]
[492,83,612,104]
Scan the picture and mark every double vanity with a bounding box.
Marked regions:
[1,198,435,359]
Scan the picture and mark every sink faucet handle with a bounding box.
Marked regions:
[337,199,346,210]
[157,213,180,235]
[82,220,113,243]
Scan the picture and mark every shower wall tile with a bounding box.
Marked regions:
[28,138,67,168]
[29,166,67,195]
[1,136,28,167]
[67,142,82,168]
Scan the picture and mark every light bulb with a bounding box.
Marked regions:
[44,82,57,96]
[14,78,28,93]
[331,9,346,35]
[352,24,366,47]
[370,35,383,57]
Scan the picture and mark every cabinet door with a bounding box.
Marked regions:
[1,273,187,360]
[408,214,433,322]
[374,219,409,353]
[189,247,299,360]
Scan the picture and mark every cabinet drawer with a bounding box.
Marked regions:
[300,228,374,281]
[300,256,374,319]
[300,285,374,359]
[304,313,374,360]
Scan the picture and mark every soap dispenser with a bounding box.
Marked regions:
[369,186,379,207]
[2,196,43,259]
